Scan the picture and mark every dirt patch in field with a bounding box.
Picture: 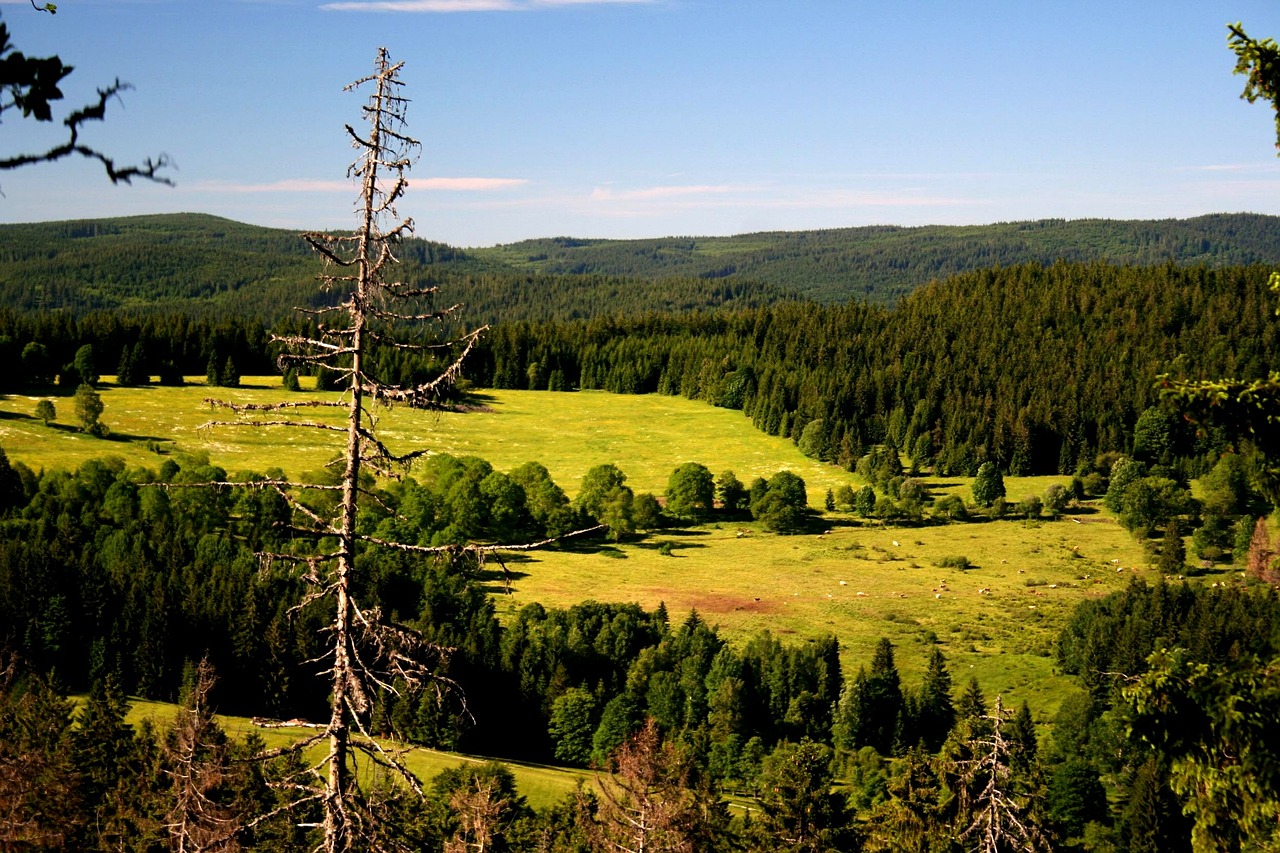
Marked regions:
[681,592,781,615]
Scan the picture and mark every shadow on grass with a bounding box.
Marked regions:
[106,432,179,446]
[476,564,531,596]
[1182,563,1237,579]
[633,538,708,557]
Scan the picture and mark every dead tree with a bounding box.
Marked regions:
[444,775,510,853]
[164,658,242,853]
[198,48,600,853]
[956,696,1051,853]
[588,719,714,853]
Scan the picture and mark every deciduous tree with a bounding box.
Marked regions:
[971,462,1005,507]
[73,382,104,436]
[665,462,714,521]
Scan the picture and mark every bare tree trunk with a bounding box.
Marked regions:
[195,48,602,853]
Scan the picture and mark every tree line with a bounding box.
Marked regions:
[7,260,1277,478]
[479,212,1280,304]
[470,261,1279,476]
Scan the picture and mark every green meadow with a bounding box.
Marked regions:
[2,380,849,499]
[4,380,1176,719]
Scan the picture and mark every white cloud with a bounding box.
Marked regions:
[320,0,651,11]
[590,184,749,201]
[416,176,529,191]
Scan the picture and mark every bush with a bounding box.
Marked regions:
[936,555,973,570]
[934,494,967,521]
[1017,495,1043,519]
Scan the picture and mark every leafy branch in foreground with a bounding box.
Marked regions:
[1229,22,1280,153]
[1160,25,1280,506]
[0,11,172,184]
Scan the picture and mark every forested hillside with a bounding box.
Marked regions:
[0,213,780,323]
[4,213,1280,321]
[471,261,1280,475]
[5,260,1276,476]
[477,213,1280,303]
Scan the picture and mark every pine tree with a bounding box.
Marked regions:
[957,676,987,721]
[916,647,956,752]
[220,356,239,388]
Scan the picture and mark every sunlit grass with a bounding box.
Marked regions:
[491,505,1158,720]
[0,381,855,502]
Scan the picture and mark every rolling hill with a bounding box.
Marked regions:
[2,212,1279,323]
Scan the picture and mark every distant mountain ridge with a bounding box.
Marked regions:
[1,212,1278,321]
[476,213,1280,303]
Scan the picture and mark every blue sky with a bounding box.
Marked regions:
[2,0,1280,246]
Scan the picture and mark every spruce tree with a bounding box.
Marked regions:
[864,638,903,755]
[116,343,136,386]
[1120,758,1191,853]
[1157,519,1186,575]
[917,647,956,752]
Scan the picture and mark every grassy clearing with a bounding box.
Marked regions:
[10,383,1179,721]
[492,507,1160,721]
[121,697,589,810]
[0,381,853,501]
